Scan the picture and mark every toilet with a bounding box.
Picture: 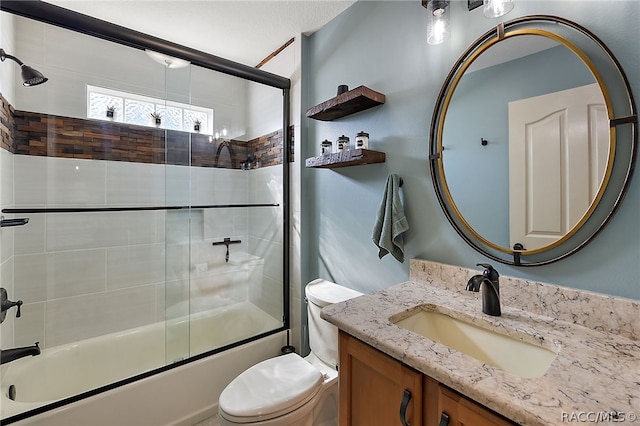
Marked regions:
[218,279,362,426]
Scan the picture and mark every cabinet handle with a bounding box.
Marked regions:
[399,389,412,426]
[438,412,450,426]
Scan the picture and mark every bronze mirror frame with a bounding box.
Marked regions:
[429,15,637,266]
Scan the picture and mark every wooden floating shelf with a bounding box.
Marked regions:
[306,86,386,121]
[305,149,386,169]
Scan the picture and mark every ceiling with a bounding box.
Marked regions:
[43,0,356,67]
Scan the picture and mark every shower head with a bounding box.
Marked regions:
[0,48,48,87]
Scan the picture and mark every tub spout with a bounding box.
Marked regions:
[1,342,40,365]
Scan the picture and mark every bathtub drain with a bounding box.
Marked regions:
[8,384,16,401]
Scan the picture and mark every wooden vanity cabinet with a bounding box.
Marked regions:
[339,331,423,426]
[339,331,516,426]
[424,377,515,426]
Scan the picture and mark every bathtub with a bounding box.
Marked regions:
[1,301,285,425]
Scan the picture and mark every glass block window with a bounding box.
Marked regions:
[89,92,123,122]
[184,110,208,133]
[157,104,182,131]
[87,85,214,134]
[125,99,155,127]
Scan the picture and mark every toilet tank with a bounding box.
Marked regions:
[305,279,362,368]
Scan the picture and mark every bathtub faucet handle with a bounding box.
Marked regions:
[0,288,23,324]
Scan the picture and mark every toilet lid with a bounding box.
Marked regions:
[219,353,323,422]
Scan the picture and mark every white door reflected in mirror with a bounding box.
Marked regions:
[508,83,609,251]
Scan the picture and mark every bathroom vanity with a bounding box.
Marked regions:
[322,259,640,426]
[339,331,514,425]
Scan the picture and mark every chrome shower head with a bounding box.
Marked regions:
[0,48,48,87]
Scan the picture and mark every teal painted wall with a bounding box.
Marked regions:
[301,1,640,299]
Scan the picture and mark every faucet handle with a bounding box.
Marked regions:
[476,263,499,280]
[0,288,23,323]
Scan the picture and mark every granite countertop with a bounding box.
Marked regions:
[321,261,640,426]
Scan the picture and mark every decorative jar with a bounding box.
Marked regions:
[356,131,369,149]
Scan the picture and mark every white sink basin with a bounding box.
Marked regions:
[391,307,556,378]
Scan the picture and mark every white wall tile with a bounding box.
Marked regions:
[45,157,106,206]
[166,210,203,244]
[191,166,215,206]
[232,207,249,237]
[106,161,166,206]
[190,271,247,309]
[0,226,13,264]
[0,257,15,348]
[45,285,157,347]
[203,208,236,241]
[249,236,283,283]
[155,211,166,243]
[107,243,165,290]
[166,165,191,206]
[0,256,13,293]
[162,279,189,321]
[248,207,283,243]
[249,166,282,205]
[13,154,47,207]
[14,249,106,302]
[165,243,189,282]
[0,148,14,207]
[253,275,283,321]
[13,213,45,255]
[193,167,249,206]
[14,301,45,348]
[46,211,160,251]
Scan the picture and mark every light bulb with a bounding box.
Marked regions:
[427,0,450,45]
[483,0,514,18]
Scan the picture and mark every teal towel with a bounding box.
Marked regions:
[372,174,409,262]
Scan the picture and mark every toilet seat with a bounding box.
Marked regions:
[218,353,323,424]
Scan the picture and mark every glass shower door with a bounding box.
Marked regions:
[163,60,193,365]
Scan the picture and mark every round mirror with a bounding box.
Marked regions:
[429,15,637,266]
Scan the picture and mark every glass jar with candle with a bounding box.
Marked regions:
[337,135,350,152]
[321,139,332,155]
[356,131,369,149]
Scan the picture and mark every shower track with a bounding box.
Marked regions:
[1,203,279,214]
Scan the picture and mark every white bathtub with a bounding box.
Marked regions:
[1,301,285,425]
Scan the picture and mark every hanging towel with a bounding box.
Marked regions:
[372,174,409,263]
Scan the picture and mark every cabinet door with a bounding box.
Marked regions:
[435,385,515,426]
[339,331,423,426]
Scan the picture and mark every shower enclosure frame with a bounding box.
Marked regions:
[0,0,292,422]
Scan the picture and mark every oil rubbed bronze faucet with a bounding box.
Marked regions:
[1,342,41,365]
[1,288,23,324]
[466,263,501,316]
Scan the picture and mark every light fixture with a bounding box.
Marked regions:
[145,50,190,69]
[482,0,514,18]
[422,0,450,45]
[0,48,48,87]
